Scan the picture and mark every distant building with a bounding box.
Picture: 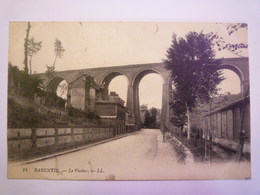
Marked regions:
[67,74,103,112]
[94,91,125,117]
[109,91,125,106]
[67,74,129,135]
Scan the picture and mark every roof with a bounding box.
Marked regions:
[205,95,250,116]
[69,74,103,89]
[99,116,117,119]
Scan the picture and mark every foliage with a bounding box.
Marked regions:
[143,107,159,128]
[54,39,66,58]
[149,107,158,128]
[227,23,248,35]
[45,38,65,79]
[23,22,43,74]
[8,63,45,98]
[68,107,100,120]
[190,92,238,131]
[164,31,223,138]
[140,104,148,110]
[208,92,230,110]
[165,32,223,108]
[53,38,65,67]
[27,37,42,56]
[170,91,186,121]
[45,92,66,108]
[8,98,41,128]
[189,103,208,131]
[171,106,186,125]
[144,110,151,127]
[85,111,100,120]
[45,64,55,79]
[27,37,42,74]
[209,23,248,57]
[68,107,85,117]
[170,96,187,135]
[8,63,20,86]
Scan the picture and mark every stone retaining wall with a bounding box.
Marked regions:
[8,127,114,158]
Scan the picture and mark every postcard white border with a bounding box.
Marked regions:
[1,0,260,194]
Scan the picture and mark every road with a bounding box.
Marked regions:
[9,129,181,180]
[8,129,251,180]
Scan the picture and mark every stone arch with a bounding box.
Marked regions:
[219,64,244,82]
[131,68,166,128]
[101,71,129,86]
[47,76,68,96]
[100,71,129,100]
[132,68,165,87]
[218,64,246,95]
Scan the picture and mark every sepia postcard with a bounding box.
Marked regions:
[7,22,250,180]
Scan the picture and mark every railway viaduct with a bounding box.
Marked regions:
[37,57,249,129]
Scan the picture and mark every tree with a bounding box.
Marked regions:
[45,39,65,80]
[190,92,232,131]
[27,37,42,74]
[23,22,31,73]
[149,107,158,128]
[144,110,151,128]
[170,94,187,136]
[8,64,44,99]
[164,32,223,139]
[53,38,65,68]
[46,64,55,80]
[209,23,248,57]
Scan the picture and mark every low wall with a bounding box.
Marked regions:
[213,137,250,153]
[8,126,114,158]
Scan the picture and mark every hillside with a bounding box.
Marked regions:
[8,94,100,128]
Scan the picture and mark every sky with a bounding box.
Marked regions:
[8,22,247,108]
[108,70,241,109]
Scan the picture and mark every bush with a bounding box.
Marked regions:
[85,111,100,120]
[8,64,44,99]
[8,98,41,128]
[45,92,66,108]
[68,107,100,120]
[68,107,85,117]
